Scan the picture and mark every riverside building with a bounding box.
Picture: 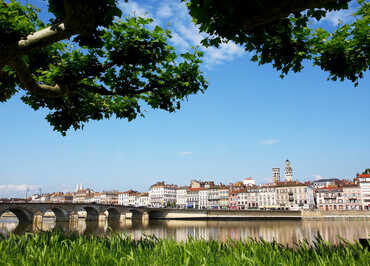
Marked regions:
[118,190,138,206]
[316,187,345,211]
[258,185,277,209]
[355,173,370,210]
[275,182,314,210]
[342,184,362,210]
[186,188,200,209]
[176,187,188,209]
[237,186,259,210]
[149,181,177,208]
[199,188,210,209]
[218,185,230,209]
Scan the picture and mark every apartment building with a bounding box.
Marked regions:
[137,193,149,207]
[218,186,229,209]
[99,191,119,205]
[176,187,188,209]
[149,181,177,208]
[355,173,370,210]
[199,188,210,209]
[237,186,259,210]
[258,185,277,209]
[316,187,345,211]
[342,184,362,210]
[118,190,139,206]
[207,186,221,209]
[275,182,314,210]
[50,192,73,203]
[186,188,200,209]
[229,189,239,210]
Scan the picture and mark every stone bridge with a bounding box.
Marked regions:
[0,203,151,224]
[0,203,302,225]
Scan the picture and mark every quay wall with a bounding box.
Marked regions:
[302,210,370,220]
[150,209,370,221]
[150,210,301,220]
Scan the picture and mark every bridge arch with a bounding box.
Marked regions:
[105,207,121,222]
[82,206,100,221]
[0,207,33,224]
[147,210,165,220]
[128,209,144,219]
[44,207,69,222]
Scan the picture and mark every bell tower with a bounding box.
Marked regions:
[272,168,280,183]
[285,159,293,181]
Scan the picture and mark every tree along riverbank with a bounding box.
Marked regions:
[0,231,369,265]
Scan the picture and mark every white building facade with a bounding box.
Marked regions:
[176,187,188,208]
[149,182,177,208]
[186,188,200,209]
[258,186,277,209]
[356,174,370,210]
[199,189,210,209]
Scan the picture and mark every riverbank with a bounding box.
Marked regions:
[0,231,368,265]
[149,209,370,221]
[302,210,370,220]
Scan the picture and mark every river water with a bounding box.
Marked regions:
[1,217,369,246]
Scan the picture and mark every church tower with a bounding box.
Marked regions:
[285,160,293,181]
[272,168,280,184]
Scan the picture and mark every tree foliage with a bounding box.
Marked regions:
[0,0,369,135]
[0,0,206,135]
[187,0,369,84]
[363,168,370,174]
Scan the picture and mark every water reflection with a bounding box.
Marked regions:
[1,217,369,246]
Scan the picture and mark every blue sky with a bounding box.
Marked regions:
[0,0,369,197]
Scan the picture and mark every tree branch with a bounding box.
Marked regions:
[9,57,63,97]
[79,83,155,97]
[17,23,73,53]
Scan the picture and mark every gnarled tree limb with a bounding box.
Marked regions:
[9,56,63,97]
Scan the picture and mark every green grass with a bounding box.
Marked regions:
[0,231,368,265]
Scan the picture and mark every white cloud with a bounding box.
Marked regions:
[119,0,245,67]
[260,139,279,145]
[170,32,190,49]
[158,0,189,20]
[322,9,353,26]
[173,18,244,66]
[0,184,41,198]
[174,22,204,45]
[120,1,152,18]
[0,184,40,192]
[179,151,192,156]
[157,4,172,18]
[205,43,244,66]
